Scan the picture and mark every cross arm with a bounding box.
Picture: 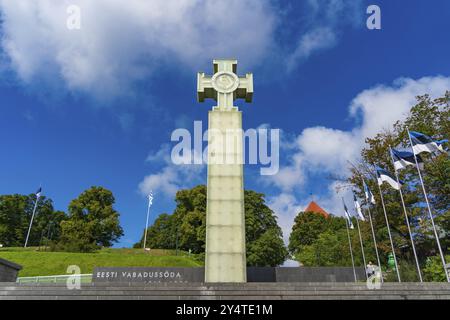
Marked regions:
[197,72,216,102]
[236,73,253,103]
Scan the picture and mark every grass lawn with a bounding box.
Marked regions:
[0,247,202,277]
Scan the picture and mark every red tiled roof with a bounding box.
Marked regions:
[304,201,329,218]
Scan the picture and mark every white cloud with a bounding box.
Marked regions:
[271,76,450,192]
[350,76,450,139]
[266,76,450,239]
[0,0,276,97]
[139,166,180,197]
[0,0,372,98]
[139,143,204,198]
[266,152,305,192]
[286,0,364,71]
[286,27,336,71]
[267,192,306,243]
[297,126,359,173]
[145,144,171,163]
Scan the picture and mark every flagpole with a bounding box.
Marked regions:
[407,128,450,282]
[364,201,384,283]
[354,216,367,279]
[24,197,39,248]
[143,195,151,250]
[389,146,423,282]
[45,221,53,252]
[344,211,357,283]
[375,168,401,282]
[361,176,383,282]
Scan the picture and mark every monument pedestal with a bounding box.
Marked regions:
[197,59,253,283]
[205,110,246,283]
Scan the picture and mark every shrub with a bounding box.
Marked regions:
[423,255,450,282]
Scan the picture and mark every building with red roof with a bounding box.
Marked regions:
[304,201,329,218]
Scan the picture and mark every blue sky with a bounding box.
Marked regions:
[1,0,450,246]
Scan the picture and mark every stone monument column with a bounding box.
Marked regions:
[197,59,253,283]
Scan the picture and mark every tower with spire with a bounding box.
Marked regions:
[304,201,329,218]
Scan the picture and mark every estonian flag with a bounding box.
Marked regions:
[363,180,376,205]
[409,131,448,155]
[353,193,366,221]
[148,192,154,207]
[376,167,403,190]
[35,187,42,198]
[343,200,354,229]
[391,148,423,171]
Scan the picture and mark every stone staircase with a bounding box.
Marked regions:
[0,282,449,300]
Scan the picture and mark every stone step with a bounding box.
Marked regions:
[0,289,448,296]
[1,282,449,300]
[2,285,450,292]
[3,283,450,290]
[5,281,450,287]
[1,290,449,295]
[2,296,449,300]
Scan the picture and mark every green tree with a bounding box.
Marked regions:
[136,185,288,266]
[423,255,450,282]
[347,92,450,278]
[58,186,123,252]
[0,194,65,247]
[289,211,380,268]
[244,190,288,266]
[173,185,207,253]
[289,92,450,281]
[296,230,352,267]
[288,211,329,254]
[246,228,287,267]
[133,213,176,249]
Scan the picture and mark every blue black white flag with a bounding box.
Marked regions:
[148,191,154,207]
[343,200,354,229]
[376,167,403,190]
[391,148,423,171]
[409,131,448,155]
[35,187,42,198]
[353,193,366,221]
[363,180,376,205]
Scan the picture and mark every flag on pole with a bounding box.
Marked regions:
[391,148,423,171]
[148,192,154,207]
[353,193,366,221]
[343,200,354,229]
[409,131,448,155]
[436,139,449,149]
[363,180,376,205]
[35,187,42,198]
[376,167,403,190]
